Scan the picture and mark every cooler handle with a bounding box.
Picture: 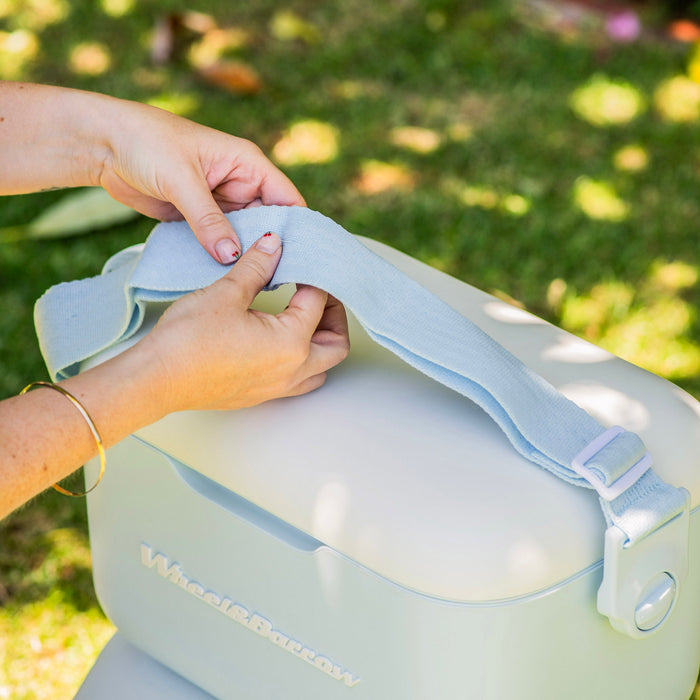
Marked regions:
[34,205,690,637]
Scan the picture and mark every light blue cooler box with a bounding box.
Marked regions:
[75,236,700,699]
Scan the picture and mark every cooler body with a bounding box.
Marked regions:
[85,438,700,700]
[81,237,700,699]
[75,634,215,700]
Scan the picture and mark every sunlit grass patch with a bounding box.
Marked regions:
[649,260,698,292]
[390,126,441,154]
[0,510,114,700]
[445,122,474,142]
[613,144,648,172]
[187,27,251,69]
[269,9,321,44]
[561,280,635,335]
[328,79,383,100]
[573,177,629,221]
[688,42,700,84]
[0,599,113,700]
[0,0,68,31]
[559,262,700,381]
[442,178,531,216]
[272,120,339,166]
[654,75,700,123]
[458,184,499,209]
[69,42,111,76]
[99,0,134,18]
[570,75,645,126]
[0,29,38,80]
[603,300,700,379]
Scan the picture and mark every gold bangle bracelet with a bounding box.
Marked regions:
[20,381,106,497]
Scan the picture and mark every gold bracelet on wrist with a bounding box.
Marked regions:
[20,381,106,497]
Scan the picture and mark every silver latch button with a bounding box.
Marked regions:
[634,572,677,632]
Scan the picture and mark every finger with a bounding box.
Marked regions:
[287,290,350,366]
[259,165,307,207]
[281,288,350,373]
[284,371,328,398]
[308,292,349,347]
[281,285,329,340]
[170,170,243,264]
[219,232,283,308]
[304,330,351,376]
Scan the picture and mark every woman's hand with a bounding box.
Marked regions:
[0,82,305,264]
[0,231,349,518]
[98,101,305,264]
[0,83,343,519]
[139,231,350,413]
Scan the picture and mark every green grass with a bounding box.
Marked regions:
[0,0,699,697]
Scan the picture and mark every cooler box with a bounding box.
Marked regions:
[78,236,700,699]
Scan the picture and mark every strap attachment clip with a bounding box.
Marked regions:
[597,494,690,637]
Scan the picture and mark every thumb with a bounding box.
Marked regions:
[221,232,283,307]
[172,173,243,264]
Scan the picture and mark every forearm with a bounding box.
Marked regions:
[0,81,113,194]
[0,341,168,520]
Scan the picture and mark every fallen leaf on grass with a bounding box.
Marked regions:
[353,160,416,195]
[198,60,262,95]
[0,188,139,242]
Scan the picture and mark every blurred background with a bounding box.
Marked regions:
[0,0,699,697]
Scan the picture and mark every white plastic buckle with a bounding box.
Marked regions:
[597,492,690,638]
[571,426,652,501]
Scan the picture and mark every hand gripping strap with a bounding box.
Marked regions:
[34,205,689,635]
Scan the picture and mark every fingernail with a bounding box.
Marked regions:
[255,231,281,254]
[215,238,240,265]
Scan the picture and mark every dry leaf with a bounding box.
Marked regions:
[198,60,262,95]
[27,188,139,239]
[353,160,416,195]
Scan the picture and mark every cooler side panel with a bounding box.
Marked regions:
[86,438,700,700]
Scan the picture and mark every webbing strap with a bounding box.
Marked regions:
[34,205,689,634]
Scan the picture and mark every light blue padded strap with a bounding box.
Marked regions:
[34,205,687,551]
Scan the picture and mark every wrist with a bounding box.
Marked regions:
[58,87,115,188]
[62,337,172,449]
[0,82,114,193]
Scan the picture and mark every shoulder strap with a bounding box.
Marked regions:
[34,205,689,637]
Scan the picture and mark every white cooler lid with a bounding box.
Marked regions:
[90,237,700,603]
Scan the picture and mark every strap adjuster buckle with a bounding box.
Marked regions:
[571,425,652,501]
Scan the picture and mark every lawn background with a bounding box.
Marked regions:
[0,0,699,697]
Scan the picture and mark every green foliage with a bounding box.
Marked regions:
[0,1,698,697]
